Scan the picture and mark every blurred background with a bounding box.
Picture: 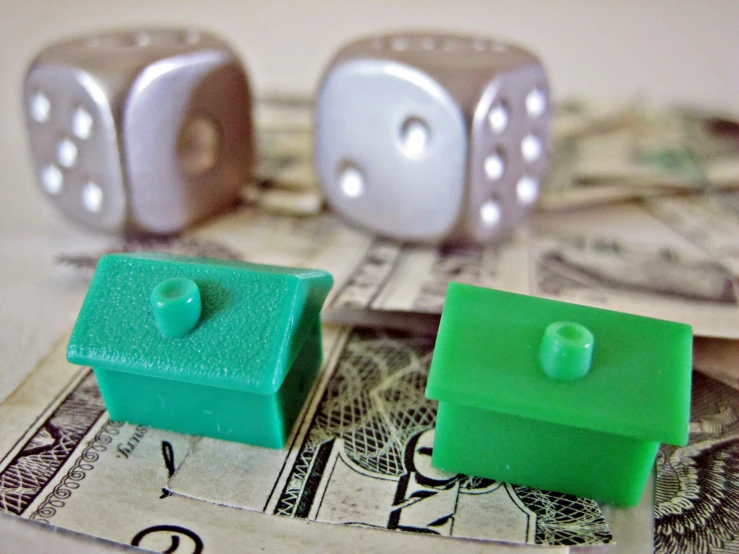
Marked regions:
[2,0,739,121]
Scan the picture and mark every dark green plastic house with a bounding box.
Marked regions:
[67,253,333,449]
[426,282,693,506]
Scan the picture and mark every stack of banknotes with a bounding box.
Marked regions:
[1,96,738,553]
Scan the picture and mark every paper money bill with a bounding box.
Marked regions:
[242,94,324,217]
[254,93,312,134]
[644,192,739,275]
[654,373,739,553]
[168,326,612,547]
[571,107,739,189]
[253,126,315,194]
[0,330,577,554]
[528,235,739,333]
[644,193,739,389]
[549,100,637,143]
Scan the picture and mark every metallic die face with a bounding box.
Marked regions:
[314,59,467,242]
[24,65,127,232]
[467,63,549,242]
[123,51,253,234]
[24,28,252,235]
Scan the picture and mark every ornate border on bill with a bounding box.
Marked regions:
[0,370,106,516]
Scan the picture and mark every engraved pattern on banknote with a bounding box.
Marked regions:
[283,213,343,245]
[29,418,123,523]
[655,373,739,553]
[512,486,612,545]
[274,328,612,546]
[0,371,105,516]
[330,240,404,309]
[331,239,495,314]
[535,237,738,305]
[387,429,505,535]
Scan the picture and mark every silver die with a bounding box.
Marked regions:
[23,28,254,235]
[314,32,550,245]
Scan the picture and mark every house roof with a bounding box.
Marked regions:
[67,253,333,395]
[425,282,692,446]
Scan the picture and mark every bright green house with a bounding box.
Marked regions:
[425,282,692,506]
[67,253,333,449]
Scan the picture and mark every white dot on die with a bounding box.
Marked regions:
[41,165,63,195]
[30,92,51,123]
[488,105,508,133]
[421,37,437,50]
[135,32,150,46]
[517,176,539,205]
[72,107,94,140]
[184,30,201,44]
[391,37,409,51]
[480,200,502,227]
[339,166,365,199]
[484,153,505,181]
[399,118,430,158]
[526,89,546,118]
[82,182,103,213]
[472,39,489,51]
[521,135,543,162]
[57,138,78,168]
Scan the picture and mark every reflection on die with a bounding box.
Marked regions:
[314,33,550,244]
[23,29,254,235]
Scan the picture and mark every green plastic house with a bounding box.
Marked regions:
[425,282,692,506]
[67,253,333,449]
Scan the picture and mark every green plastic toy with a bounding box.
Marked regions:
[67,253,333,449]
[425,282,693,506]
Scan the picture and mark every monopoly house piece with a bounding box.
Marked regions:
[425,282,693,506]
[67,253,333,449]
